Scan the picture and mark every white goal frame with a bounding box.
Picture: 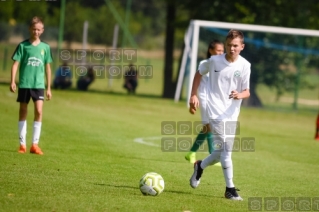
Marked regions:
[174,20,319,104]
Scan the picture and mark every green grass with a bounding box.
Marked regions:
[0,83,318,212]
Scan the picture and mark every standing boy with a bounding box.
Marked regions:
[189,29,251,200]
[10,16,53,155]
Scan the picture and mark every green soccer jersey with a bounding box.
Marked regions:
[12,39,53,89]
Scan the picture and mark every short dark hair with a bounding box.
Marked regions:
[226,29,244,43]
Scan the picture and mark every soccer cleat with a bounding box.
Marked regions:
[30,144,43,155]
[224,187,243,201]
[185,152,196,164]
[18,145,26,153]
[189,160,203,188]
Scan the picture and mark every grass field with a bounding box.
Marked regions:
[0,83,318,212]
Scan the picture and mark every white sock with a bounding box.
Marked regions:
[221,138,235,188]
[221,157,234,188]
[32,121,42,144]
[18,120,27,146]
[201,139,235,188]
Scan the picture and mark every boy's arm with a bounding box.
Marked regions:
[10,61,19,92]
[45,64,52,100]
[229,89,250,100]
[230,63,251,100]
[189,71,202,110]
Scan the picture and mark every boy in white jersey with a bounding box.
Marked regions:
[10,16,52,155]
[189,29,251,201]
[185,40,224,164]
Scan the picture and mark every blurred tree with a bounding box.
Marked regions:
[0,0,318,104]
[63,2,89,47]
[162,0,176,98]
[86,5,117,46]
[12,1,48,24]
[0,1,14,22]
[0,1,14,41]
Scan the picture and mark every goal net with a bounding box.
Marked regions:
[175,20,319,109]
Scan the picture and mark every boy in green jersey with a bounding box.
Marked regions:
[10,16,53,155]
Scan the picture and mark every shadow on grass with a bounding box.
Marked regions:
[0,81,164,100]
[95,183,138,190]
[94,183,221,198]
[112,155,193,164]
[68,87,163,100]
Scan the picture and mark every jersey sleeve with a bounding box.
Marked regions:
[45,45,53,64]
[11,44,23,62]
[198,59,209,75]
[241,62,251,91]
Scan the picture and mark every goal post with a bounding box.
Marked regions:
[175,20,319,109]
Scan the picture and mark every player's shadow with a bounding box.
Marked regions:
[164,189,221,198]
[95,183,221,198]
[95,183,138,190]
[116,155,192,164]
[57,87,163,100]
[0,81,163,100]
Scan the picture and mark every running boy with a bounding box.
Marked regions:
[10,16,53,155]
[185,40,224,164]
[189,29,251,201]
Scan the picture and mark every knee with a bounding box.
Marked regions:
[202,125,209,134]
[19,107,27,114]
[220,156,232,168]
[35,108,43,117]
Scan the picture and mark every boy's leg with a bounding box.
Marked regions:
[18,103,28,153]
[185,131,207,163]
[30,90,44,155]
[32,100,43,144]
[220,145,234,188]
[206,124,222,167]
[201,120,224,166]
[17,88,31,153]
[221,137,242,201]
[190,120,224,188]
[189,147,222,188]
[205,123,214,153]
[206,132,221,167]
[200,141,223,168]
[190,131,207,152]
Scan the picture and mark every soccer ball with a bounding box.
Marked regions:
[139,172,164,196]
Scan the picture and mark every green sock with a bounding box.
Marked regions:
[207,132,214,154]
[190,131,207,152]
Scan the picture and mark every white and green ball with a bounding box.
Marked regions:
[139,172,164,196]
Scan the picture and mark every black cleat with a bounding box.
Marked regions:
[225,187,243,201]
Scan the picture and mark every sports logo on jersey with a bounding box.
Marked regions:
[234,70,241,77]
[27,57,43,67]
[41,50,45,55]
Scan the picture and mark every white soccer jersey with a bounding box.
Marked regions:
[197,59,210,124]
[198,54,251,121]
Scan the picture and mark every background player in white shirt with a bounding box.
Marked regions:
[189,29,251,201]
[185,40,224,164]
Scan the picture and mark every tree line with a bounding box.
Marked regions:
[0,0,318,105]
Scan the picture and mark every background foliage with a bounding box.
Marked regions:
[0,0,318,106]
